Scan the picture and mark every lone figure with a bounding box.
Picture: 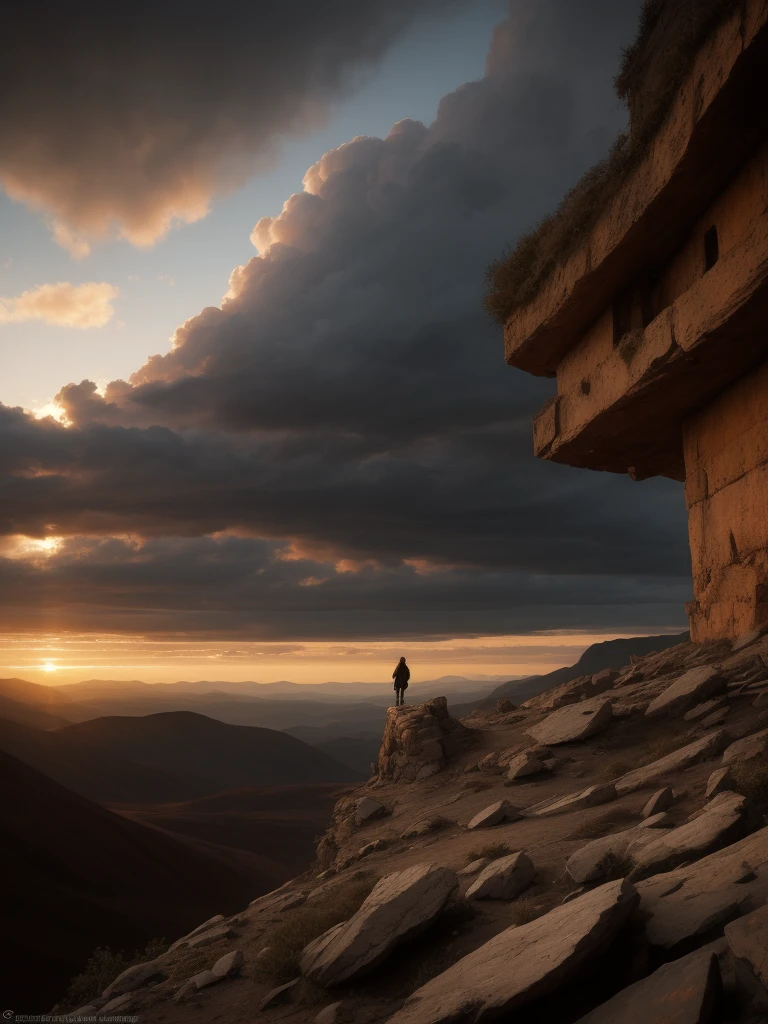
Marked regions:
[392,657,410,706]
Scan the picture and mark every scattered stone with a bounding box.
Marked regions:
[459,858,489,876]
[316,1002,353,1024]
[477,752,501,772]
[573,947,721,1024]
[300,863,458,986]
[724,904,768,986]
[185,923,235,947]
[191,969,219,990]
[528,783,616,818]
[684,699,726,722]
[401,820,433,839]
[592,668,620,690]
[641,811,674,828]
[102,960,166,998]
[354,797,387,826]
[377,697,472,783]
[614,730,727,795]
[641,788,675,818]
[467,799,520,830]
[566,826,643,887]
[168,914,225,951]
[385,880,639,1024]
[506,751,548,780]
[722,727,768,765]
[359,838,389,857]
[700,707,729,728]
[526,697,613,746]
[645,666,725,719]
[465,851,535,900]
[496,698,516,713]
[705,767,735,799]
[212,949,244,978]
[259,978,301,1011]
[626,792,754,881]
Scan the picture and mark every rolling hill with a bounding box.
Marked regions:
[0,749,289,1011]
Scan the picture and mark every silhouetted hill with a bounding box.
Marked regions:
[450,632,690,715]
[0,676,93,721]
[0,749,286,1011]
[0,693,72,730]
[56,711,362,794]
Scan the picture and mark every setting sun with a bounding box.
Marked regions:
[41,660,57,673]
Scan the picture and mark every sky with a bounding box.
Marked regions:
[0,0,692,685]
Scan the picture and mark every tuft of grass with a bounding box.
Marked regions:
[255,879,377,984]
[565,808,637,842]
[730,755,768,813]
[595,851,636,882]
[62,938,168,1011]
[428,815,454,832]
[465,842,512,864]
[639,733,687,765]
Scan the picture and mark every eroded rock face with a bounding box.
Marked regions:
[724,904,768,987]
[385,879,638,1024]
[526,697,613,746]
[300,863,458,987]
[377,697,472,783]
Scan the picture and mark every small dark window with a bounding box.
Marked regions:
[704,225,719,271]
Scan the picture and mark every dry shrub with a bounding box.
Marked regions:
[255,878,377,984]
[61,938,168,1011]
[565,808,637,841]
[466,842,512,864]
[428,815,454,832]
[730,755,768,813]
[639,733,687,765]
[595,851,636,881]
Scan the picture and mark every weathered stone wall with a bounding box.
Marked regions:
[684,357,768,640]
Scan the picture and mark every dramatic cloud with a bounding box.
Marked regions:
[0,0,691,639]
[0,0,456,252]
[0,282,118,327]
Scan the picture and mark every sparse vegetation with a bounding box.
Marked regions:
[484,0,736,324]
[639,733,687,765]
[466,842,512,864]
[254,878,378,983]
[565,808,637,841]
[595,850,636,882]
[730,755,768,813]
[428,815,454,832]
[62,938,168,1011]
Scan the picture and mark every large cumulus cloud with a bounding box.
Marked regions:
[0,0,692,638]
[0,0,455,253]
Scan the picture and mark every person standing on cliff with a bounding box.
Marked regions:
[392,657,410,706]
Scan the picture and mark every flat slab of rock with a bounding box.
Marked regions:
[259,978,301,1011]
[355,796,387,825]
[574,947,721,1024]
[626,791,753,881]
[636,826,768,951]
[705,767,735,799]
[615,730,726,795]
[506,751,547,779]
[645,666,724,719]
[212,949,244,978]
[103,960,166,997]
[466,852,534,900]
[724,904,768,986]
[526,697,613,746]
[385,880,638,1024]
[565,818,668,887]
[467,799,519,829]
[459,858,489,876]
[683,699,725,722]
[169,913,225,951]
[721,727,768,765]
[732,629,763,652]
[300,863,457,986]
[642,788,675,818]
[527,783,616,818]
[185,922,234,947]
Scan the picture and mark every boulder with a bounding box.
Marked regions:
[496,698,516,713]
[614,730,727,795]
[168,913,225,951]
[102,960,166,998]
[459,858,489,876]
[185,922,235,946]
[527,672,617,713]
[684,699,726,722]
[191,969,219,990]
[626,792,754,881]
[641,788,675,818]
[506,751,547,780]
[724,904,768,986]
[528,783,616,818]
[400,820,433,839]
[573,947,721,1024]
[467,799,519,830]
[722,727,768,765]
[566,825,646,887]
[376,697,472,783]
[316,1003,354,1024]
[300,863,458,987]
[212,949,244,978]
[354,797,387,826]
[526,697,613,746]
[645,666,725,719]
[359,839,389,857]
[705,767,735,799]
[385,880,639,1024]
[700,707,729,728]
[259,978,301,1011]
[465,852,535,900]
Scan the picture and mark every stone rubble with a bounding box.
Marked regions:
[465,851,535,900]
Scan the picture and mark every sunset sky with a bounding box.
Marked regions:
[0,0,690,685]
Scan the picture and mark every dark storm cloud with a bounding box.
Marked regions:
[0,0,692,637]
[0,0,455,252]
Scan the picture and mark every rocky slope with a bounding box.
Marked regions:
[50,630,768,1022]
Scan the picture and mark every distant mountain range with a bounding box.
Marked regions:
[1,748,293,1011]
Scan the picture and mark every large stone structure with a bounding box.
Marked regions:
[497,1,768,641]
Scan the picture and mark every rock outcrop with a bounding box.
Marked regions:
[377,697,472,783]
[465,851,534,900]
